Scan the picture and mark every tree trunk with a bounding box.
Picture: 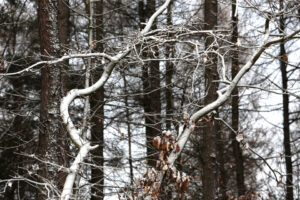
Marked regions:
[231,0,246,197]
[58,0,70,95]
[203,0,218,199]
[123,72,134,185]
[57,0,70,192]
[280,1,293,199]
[91,0,105,199]
[139,0,162,168]
[165,1,174,130]
[37,0,62,198]
[216,118,227,200]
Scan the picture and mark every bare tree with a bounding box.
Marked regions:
[37,0,66,198]
[202,1,219,199]
[231,0,246,197]
[279,1,293,199]
[90,0,105,199]
[139,0,162,168]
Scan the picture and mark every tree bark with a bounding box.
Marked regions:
[280,1,294,199]
[91,0,105,199]
[58,0,70,95]
[203,0,218,199]
[165,1,174,130]
[139,0,162,168]
[37,0,63,198]
[231,0,246,197]
[57,0,70,192]
[215,123,227,200]
[122,72,134,185]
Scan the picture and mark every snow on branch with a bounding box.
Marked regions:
[0,52,116,76]
[168,22,300,167]
[60,0,172,199]
[141,19,300,199]
[61,143,98,200]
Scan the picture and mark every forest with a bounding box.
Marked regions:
[0,0,300,199]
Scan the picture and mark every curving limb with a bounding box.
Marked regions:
[59,0,172,199]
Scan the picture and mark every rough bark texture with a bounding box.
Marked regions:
[231,0,246,197]
[57,0,70,192]
[139,0,162,168]
[58,0,70,95]
[123,73,134,185]
[203,0,218,199]
[91,0,104,199]
[165,2,174,130]
[280,1,293,199]
[37,0,63,198]
[215,116,227,200]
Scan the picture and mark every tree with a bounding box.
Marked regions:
[201,1,219,199]
[139,0,162,168]
[231,0,246,197]
[37,0,67,198]
[279,1,293,199]
[90,0,105,199]
[165,1,174,131]
[57,0,71,192]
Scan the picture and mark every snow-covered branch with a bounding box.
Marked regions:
[0,52,116,76]
[61,143,98,200]
[59,0,172,199]
[168,26,300,166]
[144,22,300,197]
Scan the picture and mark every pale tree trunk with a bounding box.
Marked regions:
[203,0,218,199]
[90,0,105,199]
[280,1,294,199]
[37,0,63,198]
[231,0,246,197]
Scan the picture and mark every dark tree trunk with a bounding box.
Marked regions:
[139,0,162,168]
[202,0,218,199]
[231,0,246,197]
[57,0,70,192]
[91,0,105,199]
[58,0,70,95]
[147,51,161,168]
[37,0,63,198]
[165,2,174,130]
[122,72,134,185]
[280,1,293,199]
[216,118,227,200]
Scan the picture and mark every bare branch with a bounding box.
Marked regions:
[149,22,300,196]
[60,0,173,199]
[0,52,116,76]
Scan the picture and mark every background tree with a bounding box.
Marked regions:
[90,0,105,199]
[37,0,69,198]
[231,0,246,197]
